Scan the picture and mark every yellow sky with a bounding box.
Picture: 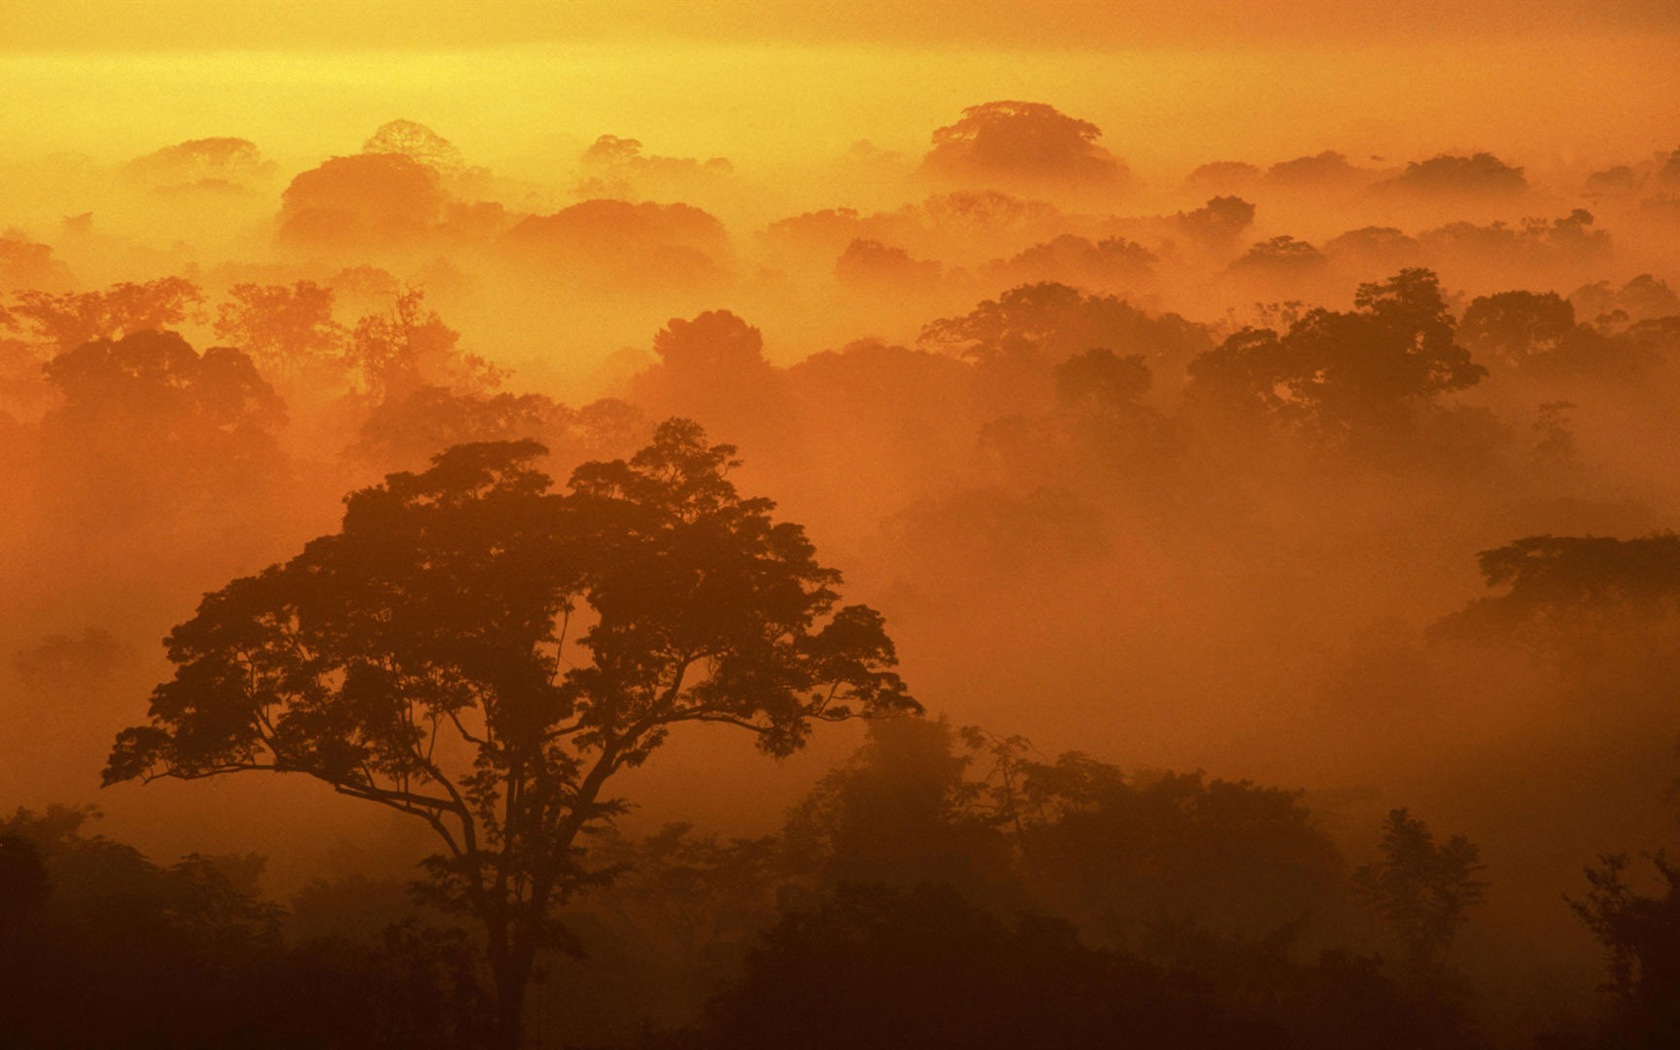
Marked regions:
[2,1,1678,182]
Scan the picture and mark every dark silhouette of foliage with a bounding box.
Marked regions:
[279,152,448,249]
[991,233,1156,287]
[697,882,1256,1050]
[1453,287,1662,382]
[1183,161,1261,197]
[1571,273,1680,329]
[1264,151,1371,190]
[503,200,730,289]
[526,823,786,1041]
[1352,809,1486,978]
[105,419,915,1048]
[44,329,280,427]
[834,238,941,287]
[1568,851,1680,1046]
[920,100,1131,198]
[1322,226,1425,270]
[38,330,288,515]
[1377,152,1527,197]
[629,310,786,444]
[1054,347,1152,412]
[1228,234,1328,275]
[576,134,733,199]
[919,282,1210,407]
[1176,195,1256,249]
[350,386,641,474]
[1419,210,1609,270]
[1188,268,1484,454]
[784,721,1345,949]
[1430,534,1680,655]
[0,805,492,1049]
[1459,290,1576,368]
[783,718,1017,908]
[695,880,1480,1050]
[982,743,1347,946]
[652,310,768,374]
[0,833,49,924]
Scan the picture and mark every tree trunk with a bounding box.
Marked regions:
[489,952,531,1050]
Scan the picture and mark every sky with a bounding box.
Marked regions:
[3,0,1679,186]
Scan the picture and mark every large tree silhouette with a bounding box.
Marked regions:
[1188,268,1485,455]
[105,419,916,1049]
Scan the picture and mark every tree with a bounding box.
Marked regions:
[1375,152,1527,198]
[344,286,502,402]
[920,100,1131,200]
[213,279,347,382]
[960,739,1346,948]
[628,310,785,446]
[0,230,74,293]
[503,199,731,291]
[1227,234,1328,277]
[279,152,446,249]
[783,718,1016,906]
[38,330,287,516]
[350,386,571,471]
[920,281,1208,370]
[698,882,1256,1050]
[1188,268,1486,454]
[1428,534,1680,659]
[1265,150,1372,191]
[1176,196,1256,250]
[104,419,917,1049]
[575,134,733,201]
[0,805,488,1048]
[1458,290,1575,369]
[1352,809,1485,978]
[363,119,467,178]
[1568,851,1680,1045]
[919,282,1209,419]
[990,234,1156,288]
[834,238,941,288]
[8,276,204,352]
[123,136,275,189]
[1054,347,1152,414]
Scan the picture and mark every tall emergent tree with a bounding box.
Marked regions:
[105,419,917,1049]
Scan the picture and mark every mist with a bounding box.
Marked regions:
[4,4,1680,1048]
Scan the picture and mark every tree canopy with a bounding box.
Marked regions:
[920,101,1131,199]
[105,418,915,1048]
[1429,534,1680,656]
[1188,268,1485,451]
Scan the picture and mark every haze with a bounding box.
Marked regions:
[4,3,1680,1048]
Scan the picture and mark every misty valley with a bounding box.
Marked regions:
[4,11,1680,1049]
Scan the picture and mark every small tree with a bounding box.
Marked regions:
[105,419,917,1048]
[1352,809,1486,977]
